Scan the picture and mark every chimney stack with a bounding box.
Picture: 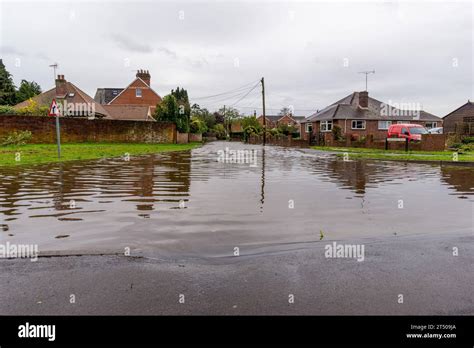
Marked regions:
[55,74,67,96]
[136,69,151,86]
[359,91,369,108]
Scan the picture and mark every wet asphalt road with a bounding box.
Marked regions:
[1,231,473,315]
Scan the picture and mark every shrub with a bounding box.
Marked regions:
[332,125,343,141]
[16,99,48,116]
[0,105,16,115]
[190,118,207,134]
[461,136,474,144]
[1,130,32,146]
[213,124,227,139]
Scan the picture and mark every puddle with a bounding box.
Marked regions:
[0,141,472,258]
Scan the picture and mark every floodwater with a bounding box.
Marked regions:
[0,142,473,258]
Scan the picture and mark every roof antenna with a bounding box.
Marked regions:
[358,70,375,91]
[49,63,59,80]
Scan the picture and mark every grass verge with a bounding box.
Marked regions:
[0,142,202,167]
[311,146,474,162]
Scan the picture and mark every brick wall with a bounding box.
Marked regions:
[189,133,202,142]
[444,103,474,133]
[0,115,176,143]
[323,133,446,151]
[176,132,189,144]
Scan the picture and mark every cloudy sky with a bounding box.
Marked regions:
[0,0,472,116]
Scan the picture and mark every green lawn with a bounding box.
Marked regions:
[0,142,202,167]
[311,146,474,163]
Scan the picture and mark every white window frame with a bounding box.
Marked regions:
[425,122,437,129]
[351,120,366,130]
[136,88,142,98]
[320,120,333,132]
[378,120,392,130]
[305,123,313,133]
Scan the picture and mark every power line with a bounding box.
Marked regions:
[196,87,258,105]
[191,79,260,100]
[230,82,261,107]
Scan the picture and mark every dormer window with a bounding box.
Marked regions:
[136,88,142,97]
[68,93,75,97]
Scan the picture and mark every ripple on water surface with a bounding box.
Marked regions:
[0,142,473,258]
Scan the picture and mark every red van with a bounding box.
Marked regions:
[387,123,428,141]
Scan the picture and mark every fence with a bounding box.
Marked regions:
[247,134,310,148]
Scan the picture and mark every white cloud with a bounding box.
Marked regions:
[0,0,472,116]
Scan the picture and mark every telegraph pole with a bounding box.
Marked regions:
[358,70,375,91]
[261,77,266,145]
[223,104,228,138]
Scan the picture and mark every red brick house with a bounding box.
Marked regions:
[300,91,442,141]
[442,100,474,133]
[94,70,162,121]
[257,114,306,130]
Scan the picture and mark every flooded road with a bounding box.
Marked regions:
[1,141,473,258]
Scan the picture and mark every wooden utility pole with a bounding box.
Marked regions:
[261,77,266,145]
[223,104,228,138]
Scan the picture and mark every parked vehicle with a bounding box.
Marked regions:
[387,123,428,141]
[427,127,443,134]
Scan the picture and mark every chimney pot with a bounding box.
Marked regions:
[136,69,151,86]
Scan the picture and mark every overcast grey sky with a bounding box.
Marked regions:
[1,0,472,116]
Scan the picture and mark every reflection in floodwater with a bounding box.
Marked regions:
[0,142,473,257]
[260,146,265,212]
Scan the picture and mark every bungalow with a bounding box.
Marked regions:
[442,100,474,133]
[257,113,306,130]
[14,75,109,119]
[300,91,442,141]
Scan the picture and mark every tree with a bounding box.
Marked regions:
[171,87,191,133]
[241,115,262,131]
[154,94,179,124]
[16,80,42,104]
[278,107,292,116]
[191,104,216,130]
[190,118,207,134]
[218,106,240,123]
[0,59,17,105]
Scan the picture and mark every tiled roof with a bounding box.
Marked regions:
[14,82,110,118]
[102,105,153,121]
[304,92,441,122]
[94,88,124,104]
[443,101,474,119]
[259,114,307,123]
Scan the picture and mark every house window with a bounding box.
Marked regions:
[378,121,392,130]
[425,122,437,129]
[397,121,405,124]
[351,120,366,130]
[305,123,313,133]
[320,120,333,132]
[136,88,142,97]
